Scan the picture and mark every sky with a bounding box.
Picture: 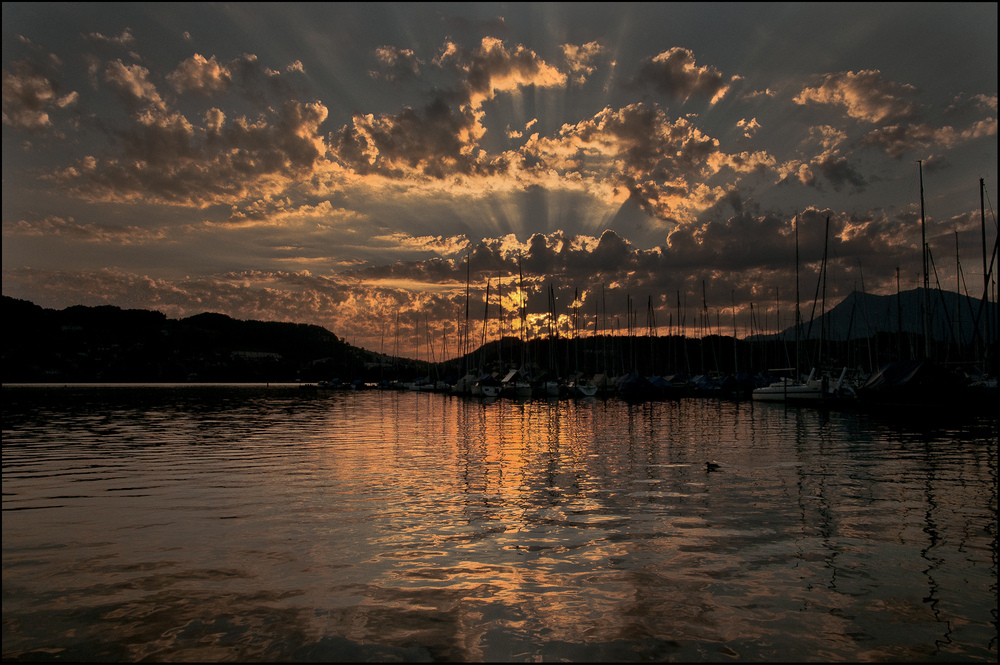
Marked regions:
[3,2,997,360]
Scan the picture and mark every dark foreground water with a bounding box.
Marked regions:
[2,385,997,662]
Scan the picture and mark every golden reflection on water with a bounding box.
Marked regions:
[1,387,997,661]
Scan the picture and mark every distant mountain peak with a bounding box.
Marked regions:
[766,287,996,343]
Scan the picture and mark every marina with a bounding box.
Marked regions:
[2,4,997,661]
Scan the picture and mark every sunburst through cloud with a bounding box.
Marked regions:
[3,2,997,359]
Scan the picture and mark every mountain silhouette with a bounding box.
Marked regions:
[763,288,996,345]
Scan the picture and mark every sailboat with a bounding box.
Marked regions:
[466,276,501,398]
[474,373,502,398]
[451,251,478,395]
[857,172,998,408]
[501,367,533,399]
[752,213,856,403]
[564,287,599,397]
[754,213,810,402]
[752,366,852,402]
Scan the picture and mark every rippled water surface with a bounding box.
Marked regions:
[3,385,997,661]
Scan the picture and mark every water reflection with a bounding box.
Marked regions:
[2,386,996,661]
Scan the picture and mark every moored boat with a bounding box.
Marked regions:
[571,380,599,397]
[752,367,854,403]
[501,369,533,399]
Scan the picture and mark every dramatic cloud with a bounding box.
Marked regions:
[860,119,998,159]
[333,98,502,180]
[813,154,867,192]
[370,46,423,81]
[52,98,331,207]
[103,59,168,112]
[631,47,731,105]
[435,36,568,109]
[2,59,78,129]
[167,54,232,96]
[519,103,772,224]
[807,125,847,151]
[333,37,580,182]
[737,117,760,139]
[2,215,166,243]
[561,41,605,85]
[370,232,470,256]
[793,70,918,124]
[22,43,333,209]
[2,4,995,358]
[83,28,135,46]
[218,199,367,228]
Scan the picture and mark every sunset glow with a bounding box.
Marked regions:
[3,3,996,359]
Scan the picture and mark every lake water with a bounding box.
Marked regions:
[2,385,997,662]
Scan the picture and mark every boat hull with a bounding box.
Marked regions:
[751,386,825,402]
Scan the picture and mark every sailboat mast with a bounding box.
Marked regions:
[731,291,738,375]
[464,250,471,373]
[794,213,801,381]
[481,278,491,371]
[956,231,962,353]
[919,160,931,359]
[548,282,568,375]
[981,178,988,302]
[676,289,681,372]
[517,254,526,369]
[981,178,990,363]
[574,287,580,374]
[497,271,504,368]
[701,280,708,374]
[820,215,830,368]
[602,283,607,376]
[648,295,656,375]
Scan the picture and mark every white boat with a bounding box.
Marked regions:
[501,369,533,399]
[450,373,477,395]
[504,380,533,399]
[751,376,823,402]
[472,374,502,398]
[752,368,853,403]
